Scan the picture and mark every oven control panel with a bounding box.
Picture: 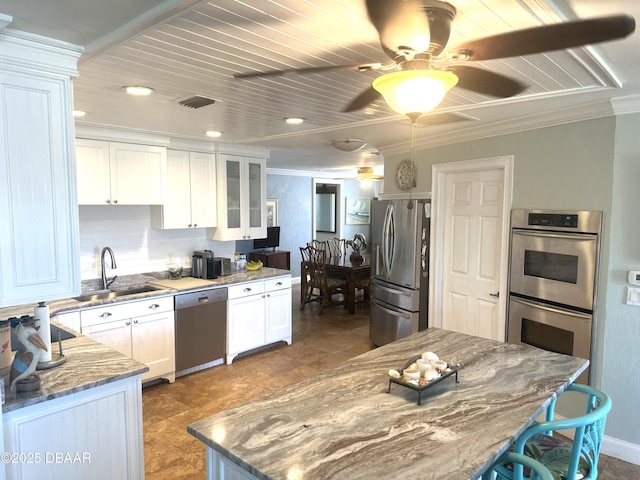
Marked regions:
[528,213,578,228]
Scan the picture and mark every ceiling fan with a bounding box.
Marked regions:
[234,0,635,118]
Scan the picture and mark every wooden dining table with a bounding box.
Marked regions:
[300,254,371,314]
[189,328,589,480]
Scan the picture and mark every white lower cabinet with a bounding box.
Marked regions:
[3,376,144,480]
[226,276,292,364]
[80,296,175,383]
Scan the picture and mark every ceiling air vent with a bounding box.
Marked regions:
[177,95,216,109]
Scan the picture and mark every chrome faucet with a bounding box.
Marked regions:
[101,247,118,290]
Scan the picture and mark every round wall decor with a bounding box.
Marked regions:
[395,159,416,191]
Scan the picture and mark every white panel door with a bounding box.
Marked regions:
[109,142,166,205]
[0,70,80,306]
[265,287,292,344]
[442,169,504,340]
[83,320,133,358]
[131,310,175,382]
[227,295,265,361]
[75,139,111,205]
[161,149,192,228]
[189,151,217,228]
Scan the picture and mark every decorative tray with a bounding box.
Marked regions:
[386,354,459,405]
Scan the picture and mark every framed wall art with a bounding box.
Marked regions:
[345,197,370,225]
[266,198,278,227]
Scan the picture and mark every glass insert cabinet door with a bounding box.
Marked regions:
[248,161,262,229]
[219,154,266,240]
[225,158,242,229]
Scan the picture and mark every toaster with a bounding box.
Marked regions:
[213,257,232,276]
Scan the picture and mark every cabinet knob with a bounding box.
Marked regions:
[106,199,111,204]
[149,304,160,309]
[126,321,131,325]
[133,319,139,324]
[113,199,118,204]
[99,312,112,318]
[188,224,192,228]
[193,224,197,227]
[243,288,252,293]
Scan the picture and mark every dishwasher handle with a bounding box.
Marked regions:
[176,287,228,309]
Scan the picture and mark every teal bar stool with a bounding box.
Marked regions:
[501,383,612,480]
[482,452,554,480]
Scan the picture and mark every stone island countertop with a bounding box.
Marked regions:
[187,328,588,480]
[2,322,148,413]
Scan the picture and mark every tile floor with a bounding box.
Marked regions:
[142,285,639,479]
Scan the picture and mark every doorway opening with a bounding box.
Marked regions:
[312,178,343,242]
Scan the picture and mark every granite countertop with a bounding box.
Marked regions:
[0,267,290,319]
[0,268,290,412]
[188,328,588,480]
[2,322,148,413]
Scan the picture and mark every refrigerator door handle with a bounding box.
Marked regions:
[372,299,411,319]
[383,203,395,275]
[373,282,411,297]
[381,203,392,276]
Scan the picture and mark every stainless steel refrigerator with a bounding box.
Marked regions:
[370,198,430,346]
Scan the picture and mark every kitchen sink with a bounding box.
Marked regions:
[73,284,162,303]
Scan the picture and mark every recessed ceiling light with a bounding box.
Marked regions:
[73,110,86,117]
[205,130,222,138]
[285,117,304,125]
[123,86,155,96]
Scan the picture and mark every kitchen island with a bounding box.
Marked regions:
[2,323,147,479]
[188,328,588,480]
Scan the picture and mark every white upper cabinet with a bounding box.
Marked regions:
[0,31,81,307]
[151,149,217,229]
[210,154,266,241]
[76,139,167,205]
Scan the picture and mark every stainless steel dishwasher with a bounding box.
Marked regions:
[175,287,227,377]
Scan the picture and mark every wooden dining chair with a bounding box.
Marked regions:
[482,452,554,480]
[499,383,612,480]
[299,245,321,309]
[300,245,347,314]
[307,239,326,252]
[327,237,346,257]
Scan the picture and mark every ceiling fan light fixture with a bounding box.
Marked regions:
[372,70,458,117]
[331,139,367,152]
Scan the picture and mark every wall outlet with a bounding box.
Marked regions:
[625,287,640,306]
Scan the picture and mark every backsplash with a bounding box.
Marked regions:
[78,206,236,281]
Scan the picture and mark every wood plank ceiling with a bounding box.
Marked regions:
[3,0,635,172]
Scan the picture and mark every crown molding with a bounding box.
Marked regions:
[379,96,618,156]
[610,94,640,116]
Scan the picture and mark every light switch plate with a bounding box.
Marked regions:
[625,287,640,306]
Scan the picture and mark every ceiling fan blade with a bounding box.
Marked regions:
[234,63,381,80]
[449,14,635,61]
[446,65,527,97]
[366,0,430,58]
[342,86,382,113]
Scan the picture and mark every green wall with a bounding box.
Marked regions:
[386,116,640,448]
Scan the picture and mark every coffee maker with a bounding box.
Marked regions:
[192,250,214,278]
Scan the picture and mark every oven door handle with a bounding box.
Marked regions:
[510,296,592,319]
[512,229,597,242]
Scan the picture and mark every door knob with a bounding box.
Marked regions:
[490,292,500,298]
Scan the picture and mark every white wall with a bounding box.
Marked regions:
[78,205,236,280]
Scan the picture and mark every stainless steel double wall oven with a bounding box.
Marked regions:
[508,209,602,384]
